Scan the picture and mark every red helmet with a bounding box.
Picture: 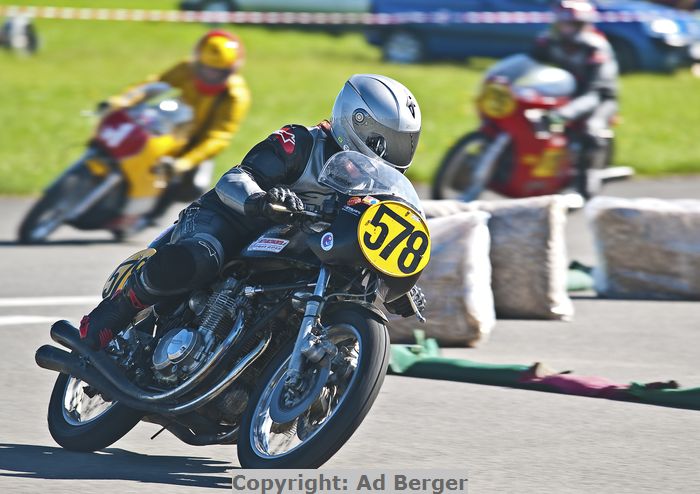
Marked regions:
[193,30,245,95]
[553,0,598,24]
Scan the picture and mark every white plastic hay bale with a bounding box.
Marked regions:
[422,199,478,218]
[387,211,495,347]
[422,196,573,320]
[586,196,700,300]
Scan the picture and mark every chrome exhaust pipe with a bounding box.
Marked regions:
[49,317,245,403]
[35,334,271,416]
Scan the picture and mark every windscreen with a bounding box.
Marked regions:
[127,97,193,136]
[486,54,576,98]
[318,151,423,214]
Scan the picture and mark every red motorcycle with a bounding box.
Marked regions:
[431,54,632,202]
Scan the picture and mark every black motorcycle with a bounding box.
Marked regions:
[35,150,431,468]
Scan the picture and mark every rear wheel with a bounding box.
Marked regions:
[237,307,390,468]
[18,169,94,244]
[47,373,142,452]
[432,131,494,200]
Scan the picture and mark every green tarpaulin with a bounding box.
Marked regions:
[389,331,700,411]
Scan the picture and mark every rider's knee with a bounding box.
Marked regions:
[142,234,224,295]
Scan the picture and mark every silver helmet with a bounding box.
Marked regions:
[330,74,421,171]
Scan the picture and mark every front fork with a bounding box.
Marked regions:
[461,131,511,202]
[285,266,335,388]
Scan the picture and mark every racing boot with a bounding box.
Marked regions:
[575,136,608,200]
[78,273,154,350]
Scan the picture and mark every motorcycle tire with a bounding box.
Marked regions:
[18,186,71,244]
[431,131,492,200]
[236,307,390,468]
[47,372,142,452]
[17,167,93,244]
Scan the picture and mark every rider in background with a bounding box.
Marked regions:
[531,0,619,198]
[104,29,251,223]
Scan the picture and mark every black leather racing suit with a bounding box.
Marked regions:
[531,27,619,195]
[137,122,343,300]
[81,120,422,348]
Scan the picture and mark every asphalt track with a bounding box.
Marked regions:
[0,176,699,493]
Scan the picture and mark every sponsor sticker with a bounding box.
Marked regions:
[342,205,361,217]
[248,237,289,253]
[321,232,334,251]
[362,196,380,206]
[347,197,362,206]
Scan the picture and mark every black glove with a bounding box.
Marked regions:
[385,286,427,318]
[532,111,566,138]
[544,111,566,133]
[151,156,181,184]
[244,187,304,223]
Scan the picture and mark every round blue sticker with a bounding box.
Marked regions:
[321,232,334,251]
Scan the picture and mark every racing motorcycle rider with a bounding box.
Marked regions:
[531,0,619,198]
[79,74,427,351]
[103,29,251,224]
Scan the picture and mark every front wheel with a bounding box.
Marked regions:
[47,373,142,452]
[432,131,494,200]
[237,307,390,468]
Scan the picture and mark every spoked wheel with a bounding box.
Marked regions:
[18,170,93,244]
[237,307,390,468]
[431,131,493,200]
[48,373,142,452]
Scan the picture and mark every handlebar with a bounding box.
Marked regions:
[268,203,324,220]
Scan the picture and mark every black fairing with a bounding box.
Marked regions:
[237,194,423,301]
[239,224,320,271]
[309,195,423,301]
[148,225,175,250]
[150,194,424,301]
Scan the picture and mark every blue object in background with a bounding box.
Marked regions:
[366,0,700,72]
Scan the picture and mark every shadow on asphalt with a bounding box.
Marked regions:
[0,443,234,489]
[0,239,120,247]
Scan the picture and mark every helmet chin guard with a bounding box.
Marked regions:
[330,74,421,172]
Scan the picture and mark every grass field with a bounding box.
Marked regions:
[1,0,699,194]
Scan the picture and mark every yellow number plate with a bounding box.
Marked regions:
[102,248,156,299]
[477,82,516,119]
[358,201,431,278]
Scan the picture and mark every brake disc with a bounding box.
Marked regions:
[268,360,331,424]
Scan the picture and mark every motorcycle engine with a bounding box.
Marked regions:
[151,327,210,385]
[150,279,248,387]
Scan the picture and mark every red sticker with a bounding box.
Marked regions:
[347,197,362,206]
[272,127,296,155]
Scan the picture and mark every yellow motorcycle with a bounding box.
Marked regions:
[18,83,195,243]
